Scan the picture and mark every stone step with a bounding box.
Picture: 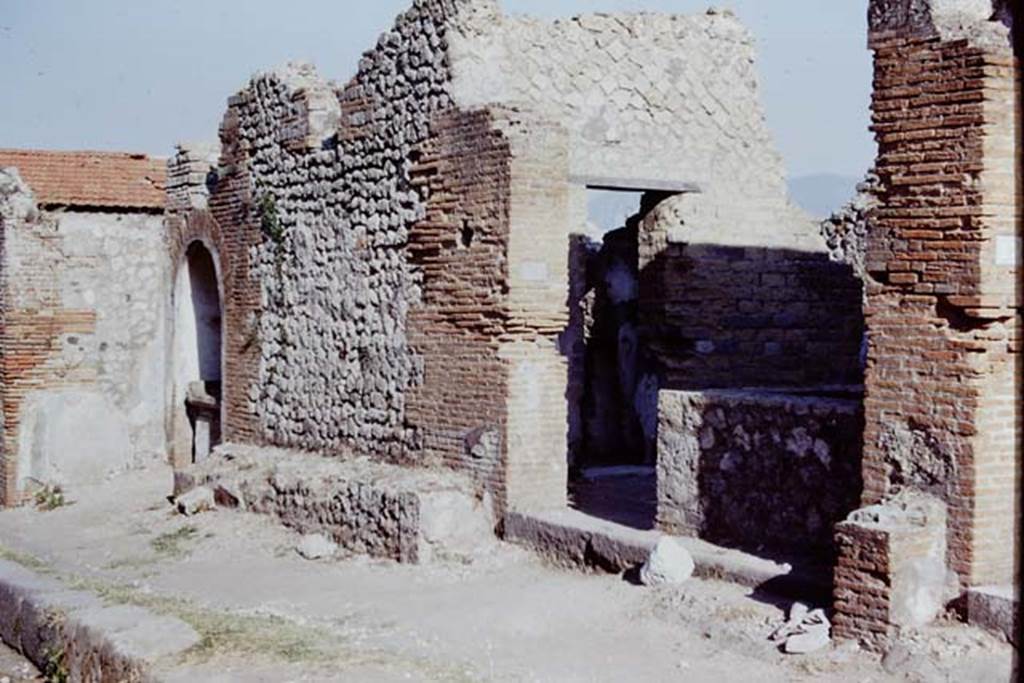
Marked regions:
[967,585,1018,646]
[505,507,832,601]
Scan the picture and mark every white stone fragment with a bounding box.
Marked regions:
[175,486,215,516]
[784,623,831,654]
[296,533,338,560]
[640,537,695,586]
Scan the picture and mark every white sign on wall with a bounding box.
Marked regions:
[995,235,1021,267]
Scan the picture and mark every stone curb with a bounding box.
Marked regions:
[0,559,200,682]
[966,585,1019,646]
[505,508,831,600]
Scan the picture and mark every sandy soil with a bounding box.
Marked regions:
[0,465,1014,682]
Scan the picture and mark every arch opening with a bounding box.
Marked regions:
[172,240,223,464]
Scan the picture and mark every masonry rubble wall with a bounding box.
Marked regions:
[0,169,169,505]
[657,389,864,555]
[171,0,841,516]
[820,172,883,282]
[179,443,495,563]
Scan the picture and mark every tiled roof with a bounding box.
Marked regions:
[0,149,166,210]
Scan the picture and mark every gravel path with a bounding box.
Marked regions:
[0,465,1014,682]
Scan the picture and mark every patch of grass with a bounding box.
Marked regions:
[102,555,158,572]
[41,643,69,683]
[3,541,476,678]
[33,484,69,511]
[150,525,200,558]
[68,577,342,665]
[257,192,283,243]
[0,545,52,574]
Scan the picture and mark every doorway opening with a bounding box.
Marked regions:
[565,187,662,529]
[172,240,223,464]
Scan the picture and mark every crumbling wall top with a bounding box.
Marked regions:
[868,0,1011,47]
[0,168,38,225]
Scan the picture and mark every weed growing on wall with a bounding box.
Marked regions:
[257,191,283,243]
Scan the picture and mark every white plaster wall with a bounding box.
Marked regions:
[11,209,170,492]
[16,390,132,490]
[176,243,221,386]
[173,258,201,396]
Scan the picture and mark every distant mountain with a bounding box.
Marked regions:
[788,173,861,219]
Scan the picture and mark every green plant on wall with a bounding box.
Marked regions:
[42,643,69,683]
[257,191,284,243]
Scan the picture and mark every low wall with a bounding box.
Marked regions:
[657,389,863,555]
[178,444,496,564]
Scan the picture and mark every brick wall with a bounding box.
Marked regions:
[834,494,950,650]
[862,25,1020,588]
[407,106,571,513]
[406,108,514,507]
[499,113,572,512]
[832,0,1020,645]
[638,196,865,392]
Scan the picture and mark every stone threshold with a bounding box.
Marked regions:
[966,585,1019,646]
[505,507,833,601]
[0,558,200,682]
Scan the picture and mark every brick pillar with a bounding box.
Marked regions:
[499,112,572,513]
[838,0,1021,640]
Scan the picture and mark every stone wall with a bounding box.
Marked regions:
[657,389,863,555]
[859,0,1020,592]
[170,2,461,461]
[0,169,169,505]
[170,0,574,512]
[174,0,876,517]
[820,172,883,281]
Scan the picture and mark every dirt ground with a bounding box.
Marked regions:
[0,465,1015,682]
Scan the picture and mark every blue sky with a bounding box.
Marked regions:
[0,1,874,181]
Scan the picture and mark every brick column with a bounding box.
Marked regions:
[836,0,1021,643]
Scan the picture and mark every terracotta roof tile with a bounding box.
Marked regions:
[0,149,166,210]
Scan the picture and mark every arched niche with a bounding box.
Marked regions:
[171,240,224,464]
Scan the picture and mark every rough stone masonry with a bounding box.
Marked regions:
[0,0,1018,654]
[166,0,838,519]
